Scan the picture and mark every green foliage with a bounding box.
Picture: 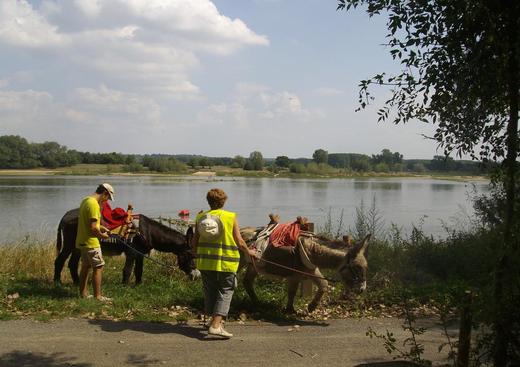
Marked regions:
[123,162,145,172]
[366,294,431,365]
[275,155,291,168]
[312,148,328,164]
[305,162,337,175]
[289,162,306,174]
[0,135,41,168]
[337,0,518,162]
[142,156,187,173]
[245,151,264,171]
[371,149,403,172]
[231,155,246,169]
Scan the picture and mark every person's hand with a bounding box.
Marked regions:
[248,249,259,259]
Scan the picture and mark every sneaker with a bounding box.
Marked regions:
[208,326,233,338]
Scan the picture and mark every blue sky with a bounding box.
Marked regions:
[0,0,441,159]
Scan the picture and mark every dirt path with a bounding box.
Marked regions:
[0,317,454,366]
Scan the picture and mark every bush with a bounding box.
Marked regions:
[289,163,306,174]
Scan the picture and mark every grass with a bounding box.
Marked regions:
[0,239,309,322]
[0,227,485,324]
[0,202,496,324]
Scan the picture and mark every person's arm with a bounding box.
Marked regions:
[90,219,110,240]
[232,217,257,258]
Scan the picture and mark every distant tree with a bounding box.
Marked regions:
[312,149,328,164]
[328,153,351,169]
[0,135,39,168]
[351,155,371,172]
[429,155,456,171]
[124,155,136,165]
[373,162,390,173]
[411,163,426,173]
[231,155,246,169]
[247,151,264,170]
[34,141,69,168]
[143,156,187,173]
[275,155,291,168]
[289,162,306,174]
[198,157,210,168]
[188,157,199,169]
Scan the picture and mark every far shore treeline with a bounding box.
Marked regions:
[0,135,494,175]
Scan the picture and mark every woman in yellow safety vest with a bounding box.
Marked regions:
[192,188,257,338]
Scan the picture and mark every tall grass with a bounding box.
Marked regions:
[0,236,57,280]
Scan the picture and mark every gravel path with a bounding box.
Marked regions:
[0,317,454,366]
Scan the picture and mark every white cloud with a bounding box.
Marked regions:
[71,85,161,126]
[0,0,268,100]
[0,1,65,47]
[74,0,103,17]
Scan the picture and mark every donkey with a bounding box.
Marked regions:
[53,208,199,284]
[240,227,371,313]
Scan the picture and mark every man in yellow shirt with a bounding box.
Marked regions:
[75,183,114,301]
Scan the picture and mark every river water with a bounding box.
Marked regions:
[0,175,489,244]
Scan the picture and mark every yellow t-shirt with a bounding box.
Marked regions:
[75,196,101,249]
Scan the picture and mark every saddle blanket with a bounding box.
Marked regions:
[269,221,301,248]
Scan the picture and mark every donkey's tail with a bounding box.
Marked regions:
[56,221,63,254]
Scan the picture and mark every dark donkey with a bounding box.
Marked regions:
[54,209,200,284]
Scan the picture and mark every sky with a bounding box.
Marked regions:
[0,0,443,159]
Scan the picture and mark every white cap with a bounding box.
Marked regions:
[101,183,114,200]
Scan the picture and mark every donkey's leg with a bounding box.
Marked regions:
[68,249,81,285]
[54,246,73,284]
[285,277,299,314]
[243,265,259,303]
[122,253,135,284]
[134,255,144,284]
[308,269,328,312]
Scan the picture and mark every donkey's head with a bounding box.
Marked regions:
[183,226,200,280]
[337,234,371,295]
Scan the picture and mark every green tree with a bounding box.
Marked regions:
[0,135,39,168]
[289,162,306,174]
[312,149,328,164]
[231,155,246,169]
[275,155,291,168]
[247,151,264,171]
[338,1,519,363]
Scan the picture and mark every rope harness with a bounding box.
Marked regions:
[250,255,340,284]
[108,234,179,271]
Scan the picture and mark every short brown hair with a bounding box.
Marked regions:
[206,188,227,210]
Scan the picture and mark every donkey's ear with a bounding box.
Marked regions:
[353,233,371,256]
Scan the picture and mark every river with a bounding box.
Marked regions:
[0,175,488,244]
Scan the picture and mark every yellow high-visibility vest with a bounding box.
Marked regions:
[195,209,240,272]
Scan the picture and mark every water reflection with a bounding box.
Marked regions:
[430,183,457,191]
[0,176,489,242]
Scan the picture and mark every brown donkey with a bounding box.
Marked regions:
[240,227,371,313]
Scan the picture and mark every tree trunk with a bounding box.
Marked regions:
[494,1,519,365]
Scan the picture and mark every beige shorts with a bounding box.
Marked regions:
[80,247,105,268]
